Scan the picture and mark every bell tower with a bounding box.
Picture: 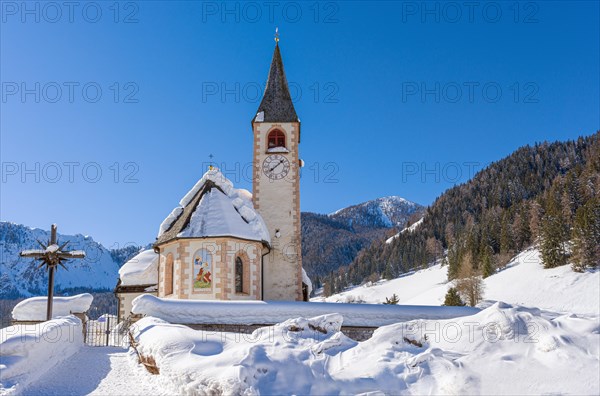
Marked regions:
[252,39,303,301]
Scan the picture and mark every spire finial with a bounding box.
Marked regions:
[274,27,279,43]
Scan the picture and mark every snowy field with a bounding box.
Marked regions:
[313,247,600,317]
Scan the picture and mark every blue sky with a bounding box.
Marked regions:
[1,1,599,247]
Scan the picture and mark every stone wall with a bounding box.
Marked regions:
[184,323,377,342]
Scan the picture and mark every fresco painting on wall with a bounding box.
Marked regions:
[193,249,212,290]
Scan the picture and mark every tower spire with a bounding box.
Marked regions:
[252,37,298,124]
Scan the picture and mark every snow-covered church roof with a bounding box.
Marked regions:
[118,249,159,286]
[156,168,270,246]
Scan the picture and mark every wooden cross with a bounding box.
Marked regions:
[19,224,86,321]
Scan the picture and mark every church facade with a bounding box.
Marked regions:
[115,41,306,320]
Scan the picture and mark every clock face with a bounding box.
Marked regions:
[262,154,290,180]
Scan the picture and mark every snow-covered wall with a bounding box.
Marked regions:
[130,302,599,395]
[11,293,93,321]
[132,294,479,327]
[0,316,83,394]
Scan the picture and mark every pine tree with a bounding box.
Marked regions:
[514,203,532,250]
[500,212,514,255]
[384,293,400,304]
[572,198,600,271]
[540,188,569,268]
[529,200,543,240]
[481,245,494,278]
[383,262,394,280]
[443,287,465,306]
[446,239,462,280]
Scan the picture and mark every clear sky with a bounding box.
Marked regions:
[1,1,599,248]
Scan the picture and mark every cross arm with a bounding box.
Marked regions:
[58,250,86,259]
[20,250,47,258]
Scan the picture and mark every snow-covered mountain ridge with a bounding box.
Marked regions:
[0,222,143,298]
[329,195,423,229]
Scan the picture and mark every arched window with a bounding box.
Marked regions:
[235,257,244,293]
[165,254,174,296]
[267,129,286,149]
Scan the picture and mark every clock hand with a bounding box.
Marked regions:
[269,159,285,172]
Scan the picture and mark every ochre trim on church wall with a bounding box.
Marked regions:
[156,237,262,301]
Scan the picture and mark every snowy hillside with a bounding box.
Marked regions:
[314,247,600,317]
[385,217,424,244]
[329,196,423,229]
[0,222,137,298]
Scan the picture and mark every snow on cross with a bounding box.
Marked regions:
[19,224,86,321]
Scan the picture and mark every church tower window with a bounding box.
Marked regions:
[235,256,244,293]
[267,129,286,149]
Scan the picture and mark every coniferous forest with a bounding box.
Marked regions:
[322,132,600,297]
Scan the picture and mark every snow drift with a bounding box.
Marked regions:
[0,316,83,395]
[130,302,599,395]
[11,293,93,322]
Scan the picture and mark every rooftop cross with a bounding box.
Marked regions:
[275,27,279,43]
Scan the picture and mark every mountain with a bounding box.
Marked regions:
[302,196,424,279]
[0,222,144,298]
[344,132,599,289]
[329,196,422,229]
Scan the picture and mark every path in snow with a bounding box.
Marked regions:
[21,346,167,396]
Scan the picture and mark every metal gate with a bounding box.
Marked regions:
[84,313,131,347]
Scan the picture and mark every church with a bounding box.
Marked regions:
[115,40,310,321]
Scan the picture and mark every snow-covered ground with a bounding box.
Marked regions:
[17,347,167,396]
[0,316,83,395]
[127,304,599,395]
[314,247,600,317]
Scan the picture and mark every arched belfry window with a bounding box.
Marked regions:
[267,129,286,149]
[235,257,244,293]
